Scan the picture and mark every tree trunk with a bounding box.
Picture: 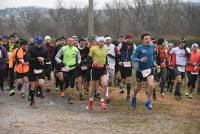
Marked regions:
[88,0,94,37]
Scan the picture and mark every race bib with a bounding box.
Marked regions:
[34,69,43,74]
[46,61,51,65]
[177,66,185,72]
[109,64,115,70]
[81,66,88,71]
[191,72,198,75]
[141,69,151,78]
[61,66,69,72]
[123,62,131,67]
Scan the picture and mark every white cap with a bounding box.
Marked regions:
[105,37,111,41]
[96,37,105,42]
[163,41,168,47]
[73,36,77,39]
[192,43,198,48]
[45,35,51,41]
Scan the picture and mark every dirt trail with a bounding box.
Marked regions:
[0,86,200,134]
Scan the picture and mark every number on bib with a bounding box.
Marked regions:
[81,66,88,71]
[123,62,131,67]
[191,72,198,75]
[61,66,69,72]
[177,66,185,72]
[109,64,115,70]
[141,69,151,78]
[34,69,43,74]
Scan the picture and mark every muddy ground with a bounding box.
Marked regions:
[0,81,200,134]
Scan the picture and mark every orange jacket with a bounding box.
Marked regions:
[157,46,170,68]
[186,51,200,72]
[9,47,29,73]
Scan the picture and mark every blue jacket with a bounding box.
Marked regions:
[132,44,155,71]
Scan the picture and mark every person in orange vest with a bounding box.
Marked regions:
[156,38,170,97]
[185,43,200,98]
[9,39,29,98]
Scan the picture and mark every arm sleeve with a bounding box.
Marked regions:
[55,48,63,64]
[89,48,94,57]
[117,43,122,50]
[132,47,141,63]
[76,50,81,64]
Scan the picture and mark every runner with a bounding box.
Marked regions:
[8,34,19,94]
[44,36,54,81]
[53,37,64,92]
[86,37,109,110]
[131,33,156,110]
[170,38,190,100]
[28,36,50,107]
[76,37,90,100]
[9,39,29,98]
[0,36,8,94]
[156,39,170,97]
[105,36,119,87]
[118,33,135,102]
[55,37,81,104]
[185,43,200,98]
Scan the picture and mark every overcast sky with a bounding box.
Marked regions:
[0,0,199,9]
[0,0,115,9]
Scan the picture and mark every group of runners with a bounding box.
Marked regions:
[0,33,200,110]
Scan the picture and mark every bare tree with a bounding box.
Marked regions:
[88,0,94,37]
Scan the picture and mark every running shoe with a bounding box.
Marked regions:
[126,96,130,102]
[161,92,164,98]
[145,100,152,110]
[185,92,189,96]
[60,91,65,97]
[9,89,15,96]
[79,93,84,100]
[55,87,59,91]
[99,101,107,110]
[21,93,25,98]
[120,90,124,94]
[86,100,93,110]
[68,96,74,104]
[188,94,193,99]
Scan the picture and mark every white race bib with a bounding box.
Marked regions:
[109,64,115,70]
[61,66,69,72]
[141,69,151,78]
[177,66,185,72]
[81,66,88,71]
[46,61,51,65]
[191,72,198,75]
[123,62,131,67]
[34,69,43,74]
